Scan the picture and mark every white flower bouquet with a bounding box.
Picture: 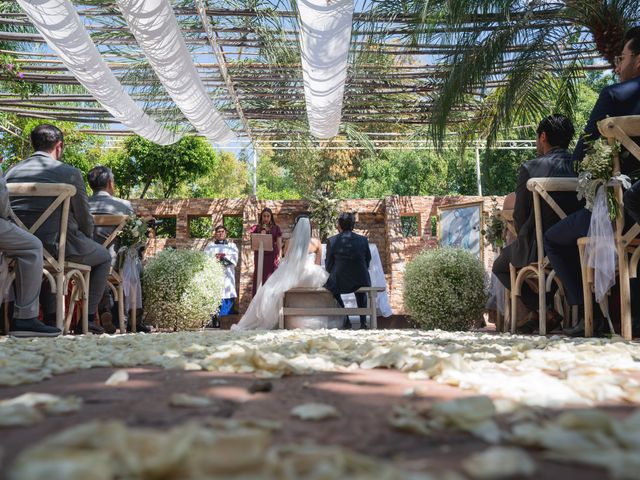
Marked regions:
[143,249,224,330]
[117,215,149,251]
[403,248,487,331]
[576,138,630,219]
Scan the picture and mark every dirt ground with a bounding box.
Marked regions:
[0,364,631,479]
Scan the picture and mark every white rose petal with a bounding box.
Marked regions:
[462,447,536,479]
[290,403,340,421]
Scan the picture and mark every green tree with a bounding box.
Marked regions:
[480,149,533,195]
[385,0,636,146]
[0,118,106,180]
[112,135,221,199]
[188,151,249,198]
[255,152,302,200]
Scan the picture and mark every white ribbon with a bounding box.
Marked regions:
[117,0,234,145]
[121,249,142,311]
[298,0,354,139]
[17,0,180,145]
[584,186,616,303]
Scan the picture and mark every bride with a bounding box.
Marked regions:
[231,216,328,330]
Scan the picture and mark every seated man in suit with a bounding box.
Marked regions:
[1,168,60,337]
[544,26,640,336]
[87,165,150,334]
[324,212,372,329]
[492,114,581,333]
[87,165,133,252]
[6,124,111,335]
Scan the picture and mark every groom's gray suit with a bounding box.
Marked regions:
[6,152,111,316]
[0,169,43,319]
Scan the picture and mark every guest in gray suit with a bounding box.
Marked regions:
[492,114,582,333]
[87,165,133,257]
[87,165,150,333]
[0,168,60,337]
[6,124,111,335]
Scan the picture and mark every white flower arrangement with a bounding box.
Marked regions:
[117,215,149,251]
[576,138,630,219]
[143,249,224,330]
[403,247,487,331]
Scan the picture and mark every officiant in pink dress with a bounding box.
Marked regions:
[249,207,282,296]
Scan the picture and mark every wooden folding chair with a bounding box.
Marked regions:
[578,115,640,339]
[91,214,129,333]
[509,177,578,335]
[6,183,90,334]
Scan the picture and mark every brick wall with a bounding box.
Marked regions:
[131,195,503,314]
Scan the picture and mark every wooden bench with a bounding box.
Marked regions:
[278,286,385,329]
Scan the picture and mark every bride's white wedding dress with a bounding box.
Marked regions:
[231,217,328,330]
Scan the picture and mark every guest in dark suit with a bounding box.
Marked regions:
[324,212,371,329]
[6,124,111,335]
[544,26,640,336]
[492,114,581,331]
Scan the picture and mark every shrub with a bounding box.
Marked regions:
[143,249,224,330]
[403,248,487,331]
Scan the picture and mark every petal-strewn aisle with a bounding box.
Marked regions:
[1,330,640,479]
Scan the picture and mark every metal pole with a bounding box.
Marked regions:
[252,148,257,196]
[475,146,482,196]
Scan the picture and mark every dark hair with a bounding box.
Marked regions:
[88,165,114,192]
[624,26,640,55]
[30,124,63,152]
[259,207,275,226]
[338,212,355,231]
[536,114,574,149]
[214,224,226,232]
[294,214,309,226]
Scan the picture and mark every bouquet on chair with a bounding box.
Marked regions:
[116,215,147,311]
[577,138,631,305]
[117,215,149,252]
[576,138,630,219]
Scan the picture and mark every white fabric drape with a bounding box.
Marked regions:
[116,0,234,144]
[17,0,179,145]
[585,186,616,303]
[298,0,354,139]
[121,249,142,310]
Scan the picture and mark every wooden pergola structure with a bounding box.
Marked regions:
[0,0,617,153]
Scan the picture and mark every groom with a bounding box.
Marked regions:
[324,212,372,329]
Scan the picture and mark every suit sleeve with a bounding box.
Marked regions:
[70,169,94,237]
[0,171,12,220]
[325,237,334,273]
[513,164,531,233]
[573,87,615,163]
[364,238,371,268]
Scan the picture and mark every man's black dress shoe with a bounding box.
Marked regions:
[74,321,105,335]
[342,317,352,330]
[127,321,151,333]
[9,318,61,338]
